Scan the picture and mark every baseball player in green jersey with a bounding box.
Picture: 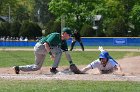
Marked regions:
[13,27,72,74]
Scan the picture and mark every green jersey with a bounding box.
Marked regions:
[61,40,68,51]
[39,32,61,46]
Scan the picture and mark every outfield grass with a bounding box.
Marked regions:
[0,79,139,92]
[0,50,140,67]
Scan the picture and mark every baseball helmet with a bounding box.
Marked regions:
[99,51,109,59]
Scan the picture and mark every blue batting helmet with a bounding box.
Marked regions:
[99,51,109,59]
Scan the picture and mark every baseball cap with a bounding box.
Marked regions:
[62,27,72,35]
[99,51,109,59]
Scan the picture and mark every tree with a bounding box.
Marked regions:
[0,0,35,22]
[129,4,140,36]
[34,0,54,24]
[91,0,129,36]
[15,5,30,22]
[48,0,95,31]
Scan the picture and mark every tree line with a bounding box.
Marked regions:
[0,0,140,37]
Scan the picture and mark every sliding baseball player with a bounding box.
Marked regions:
[81,46,124,75]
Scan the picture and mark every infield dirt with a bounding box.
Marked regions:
[0,56,140,81]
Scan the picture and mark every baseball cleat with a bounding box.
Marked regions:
[50,68,59,74]
[13,66,20,74]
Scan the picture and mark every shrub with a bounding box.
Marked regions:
[19,21,42,39]
[0,22,11,36]
[10,21,21,37]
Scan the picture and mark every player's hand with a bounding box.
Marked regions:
[50,55,55,60]
[113,71,125,76]
[98,46,104,52]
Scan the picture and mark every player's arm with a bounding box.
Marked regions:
[44,42,55,60]
[81,59,99,73]
[98,46,105,52]
[113,64,122,71]
[113,64,125,76]
[81,66,91,73]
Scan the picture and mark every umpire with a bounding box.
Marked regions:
[70,30,84,51]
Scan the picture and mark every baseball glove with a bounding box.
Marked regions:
[70,64,83,74]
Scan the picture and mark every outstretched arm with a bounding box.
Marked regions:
[81,66,91,73]
[113,64,125,76]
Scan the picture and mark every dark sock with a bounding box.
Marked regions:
[69,61,73,65]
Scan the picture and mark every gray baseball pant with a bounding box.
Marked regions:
[19,42,62,71]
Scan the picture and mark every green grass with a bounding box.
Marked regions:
[0,79,140,92]
[0,50,140,67]
[0,48,140,92]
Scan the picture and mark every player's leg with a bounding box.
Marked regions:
[64,51,73,65]
[50,47,62,73]
[14,43,46,74]
[70,41,76,51]
[78,40,84,51]
[19,53,46,71]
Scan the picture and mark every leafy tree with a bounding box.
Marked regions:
[91,0,139,37]
[15,5,30,22]
[14,0,35,22]
[129,4,140,36]
[34,0,54,24]
[0,0,18,15]
[48,0,95,31]
[0,0,35,22]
